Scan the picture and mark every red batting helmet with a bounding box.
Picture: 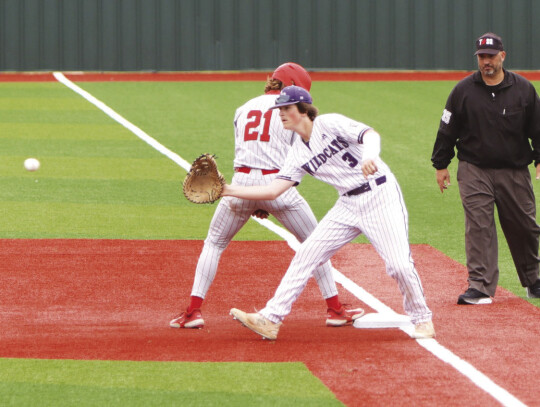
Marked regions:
[272,62,312,91]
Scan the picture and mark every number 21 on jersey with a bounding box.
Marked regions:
[244,110,272,142]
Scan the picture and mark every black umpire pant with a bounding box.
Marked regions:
[457,161,540,297]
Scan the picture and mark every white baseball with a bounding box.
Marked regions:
[24,158,40,171]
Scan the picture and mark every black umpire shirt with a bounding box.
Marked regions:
[432,69,540,170]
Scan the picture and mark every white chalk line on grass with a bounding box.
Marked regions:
[53,72,192,171]
[53,72,526,407]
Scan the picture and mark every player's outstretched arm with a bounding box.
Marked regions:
[222,178,294,201]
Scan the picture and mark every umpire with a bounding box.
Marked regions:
[431,32,540,304]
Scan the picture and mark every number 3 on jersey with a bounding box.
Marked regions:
[244,110,272,142]
[342,152,359,168]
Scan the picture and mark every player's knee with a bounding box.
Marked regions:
[203,238,229,252]
[386,263,414,279]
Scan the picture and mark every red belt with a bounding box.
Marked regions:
[235,167,280,175]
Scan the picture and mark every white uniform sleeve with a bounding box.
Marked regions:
[276,143,306,185]
[322,114,372,144]
[233,106,243,132]
[361,130,381,161]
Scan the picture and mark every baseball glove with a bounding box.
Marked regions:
[183,154,226,204]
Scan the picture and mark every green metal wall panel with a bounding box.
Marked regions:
[0,0,539,71]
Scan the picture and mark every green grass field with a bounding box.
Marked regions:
[0,358,341,406]
[1,78,539,405]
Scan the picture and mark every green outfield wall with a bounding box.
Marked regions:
[1,0,539,71]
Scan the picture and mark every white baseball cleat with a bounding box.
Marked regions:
[230,308,281,340]
[412,320,436,339]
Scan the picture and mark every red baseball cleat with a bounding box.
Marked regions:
[326,305,365,327]
[169,308,204,329]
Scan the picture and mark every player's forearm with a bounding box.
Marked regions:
[222,178,294,201]
[222,184,280,200]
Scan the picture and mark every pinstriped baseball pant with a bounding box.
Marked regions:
[191,171,338,301]
[260,174,433,325]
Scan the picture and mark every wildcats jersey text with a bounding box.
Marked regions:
[278,113,391,196]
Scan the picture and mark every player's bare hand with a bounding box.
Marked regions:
[536,163,540,180]
[252,209,270,219]
[436,169,451,193]
[361,159,378,177]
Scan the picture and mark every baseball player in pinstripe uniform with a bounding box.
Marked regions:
[224,86,435,340]
[170,64,364,329]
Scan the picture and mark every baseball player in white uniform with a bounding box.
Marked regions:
[170,64,364,329]
[224,86,435,340]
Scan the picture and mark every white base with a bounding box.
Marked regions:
[353,312,412,329]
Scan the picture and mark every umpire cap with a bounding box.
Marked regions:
[475,32,504,55]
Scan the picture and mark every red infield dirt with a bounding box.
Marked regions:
[0,239,539,406]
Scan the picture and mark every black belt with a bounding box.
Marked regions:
[344,176,386,197]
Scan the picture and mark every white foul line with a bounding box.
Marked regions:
[53,72,526,407]
[254,214,526,407]
[52,72,192,171]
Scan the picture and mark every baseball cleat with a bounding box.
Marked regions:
[412,320,436,339]
[457,288,492,305]
[169,308,204,329]
[230,308,281,340]
[326,305,365,327]
[526,279,540,298]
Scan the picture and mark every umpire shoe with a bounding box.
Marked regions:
[457,288,493,305]
[326,305,365,327]
[526,279,540,298]
[169,308,204,329]
[230,308,281,340]
[412,320,436,339]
